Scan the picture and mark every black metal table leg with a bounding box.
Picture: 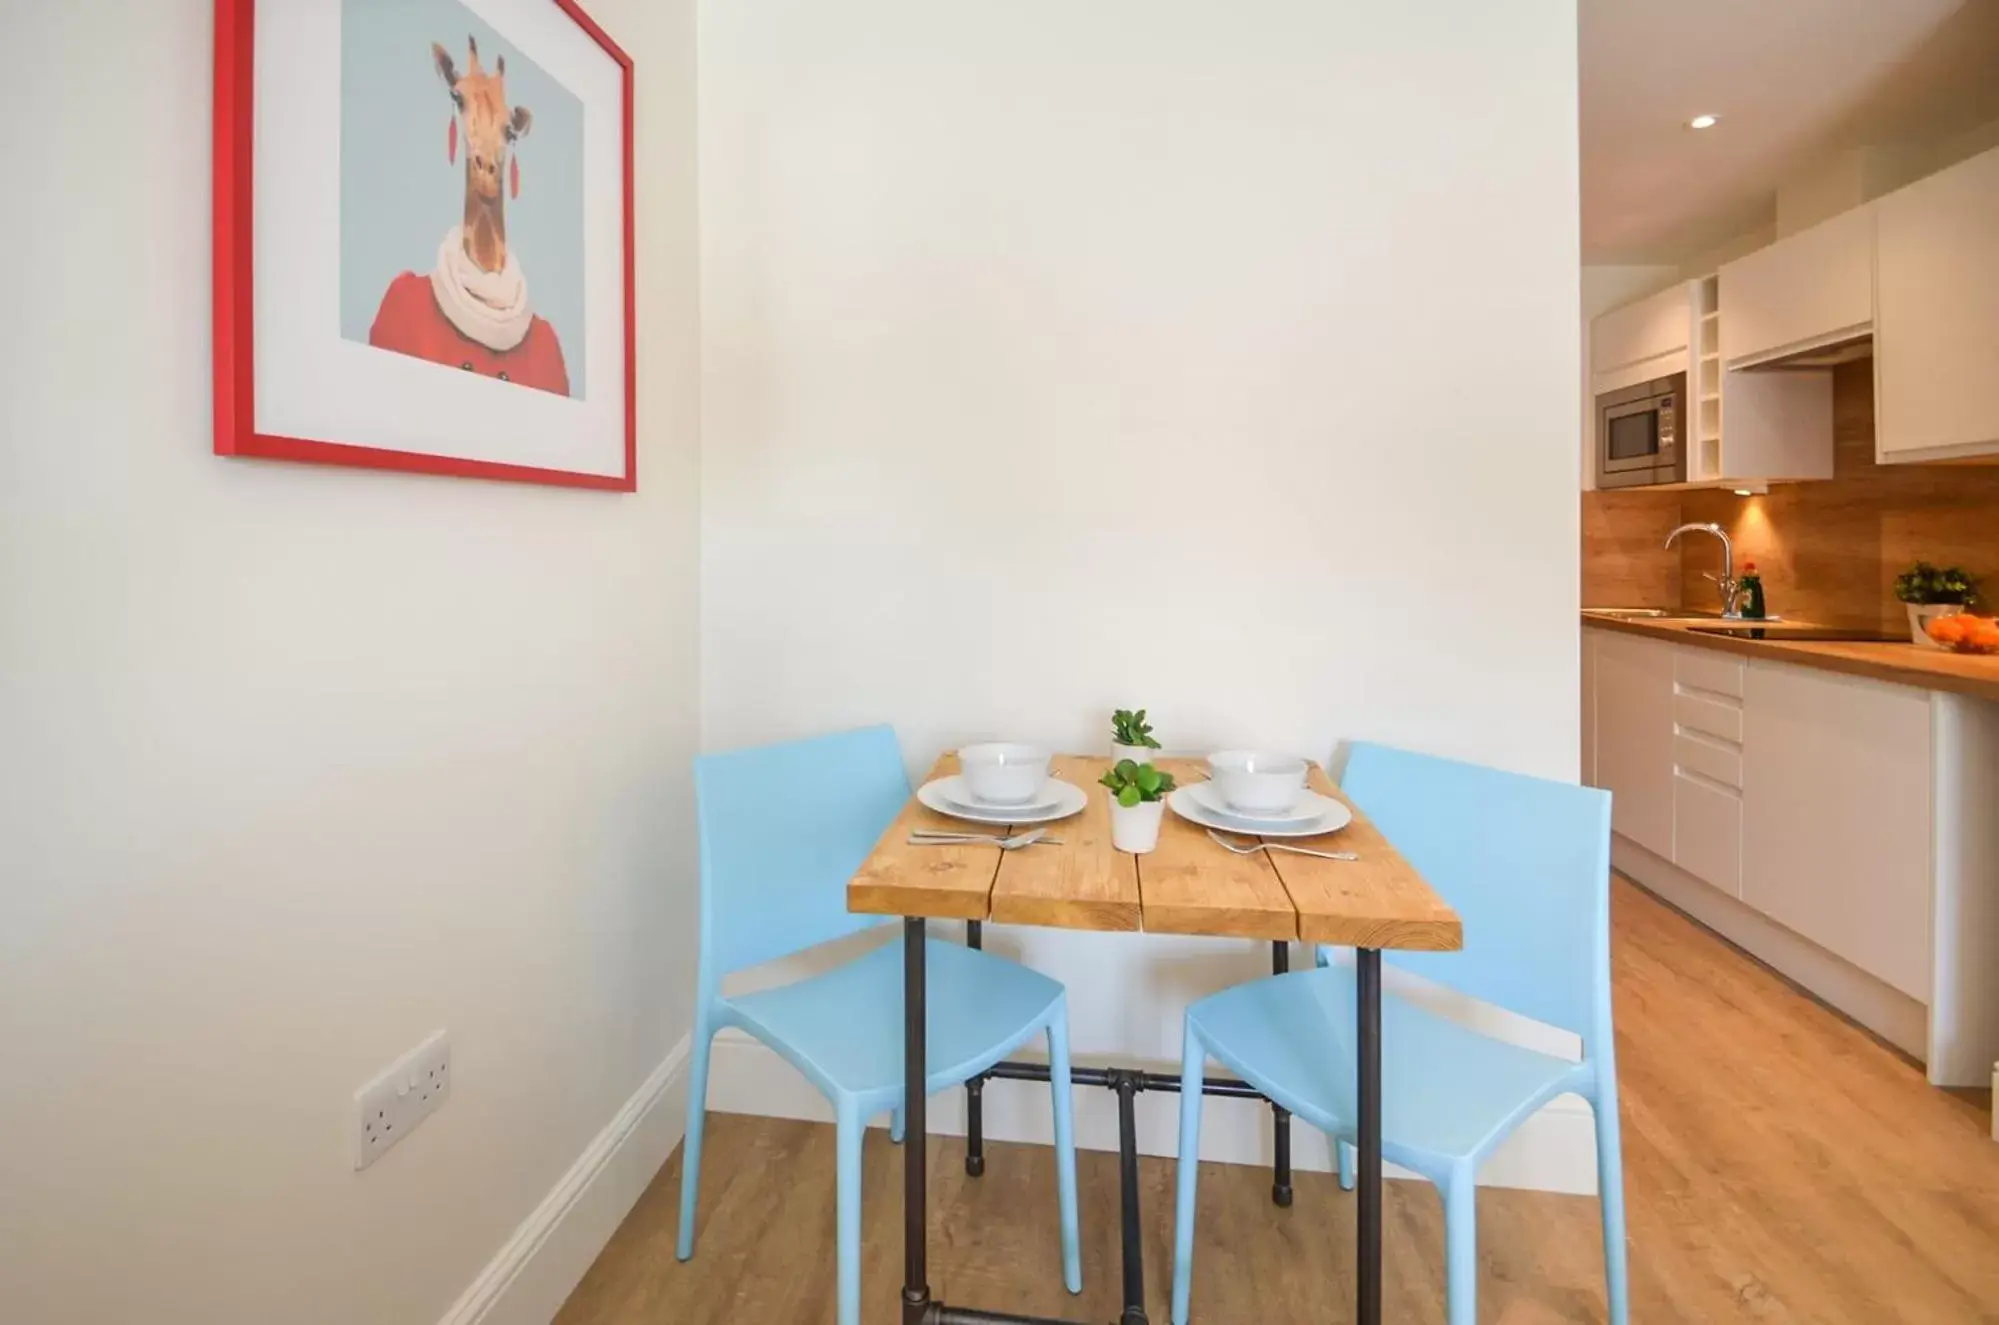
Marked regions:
[904,918,933,1325]
[1356,947,1383,1325]
[965,921,986,1177]
[1114,1074,1148,1325]
[1270,940,1294,1208]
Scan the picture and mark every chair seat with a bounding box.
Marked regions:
[725,937,1065,1100]
[1188,967,1585,1171]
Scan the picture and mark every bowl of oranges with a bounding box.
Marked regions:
[1926,614,1999,655]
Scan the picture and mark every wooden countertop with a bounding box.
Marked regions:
[1583,613,1999,703]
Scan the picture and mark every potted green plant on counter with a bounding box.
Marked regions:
[1100,759,1176,855]
[1110,708,1162,765]
[1895,561,1979,647]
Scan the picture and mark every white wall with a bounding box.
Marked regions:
[699,0,1584,1175]
[0,2,701,1323]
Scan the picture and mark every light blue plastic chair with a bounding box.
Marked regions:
[1169,742,1627,1325]
[677,726,1082,1325]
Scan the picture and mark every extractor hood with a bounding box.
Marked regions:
[1736,329,1874,371]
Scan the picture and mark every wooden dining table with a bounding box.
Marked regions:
[847,755,1462,1325]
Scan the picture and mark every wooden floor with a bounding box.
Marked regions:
[557,880,1999,1323]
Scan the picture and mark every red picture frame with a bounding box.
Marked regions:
[212,0,637,491]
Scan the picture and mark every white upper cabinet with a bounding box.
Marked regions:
[1719,205,1876,369]
[1590,282,1693,393]
[1875,146,1999,462]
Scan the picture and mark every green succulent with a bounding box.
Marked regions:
[1099,758,1176,808]
[1110,708,1161,750]
[1894,561,1979,606]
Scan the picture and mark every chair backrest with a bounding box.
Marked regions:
[694,725,909,982]
[1339,741,1613,1046]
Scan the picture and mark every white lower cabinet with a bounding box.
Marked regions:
[1584,630,1932,996]
[1740,661,1933,1000]
[1592,631,1674,860]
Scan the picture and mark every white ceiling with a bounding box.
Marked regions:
[1582,0,1999,263]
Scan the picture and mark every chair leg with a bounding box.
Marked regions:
[1046,1011,1083,1294]
[835,1100,865,1325]
[1170,1023,1206,1325]
[890,1104,906,1145]
[1442,1168,1477,1325]
[675,1021,715,1261]
[1337,1139,1356,1191]
[1594,1090,1631,1325]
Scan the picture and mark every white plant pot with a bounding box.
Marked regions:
[1110,742,1159,767]
[1908,602,1966,648]
[1109,796,1165,854]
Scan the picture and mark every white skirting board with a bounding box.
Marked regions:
[437,1036,692,1325]
[704,1029,1602,1195]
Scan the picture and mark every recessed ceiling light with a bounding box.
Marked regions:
[1733,488,1753,497]
[1689,114,1721,130]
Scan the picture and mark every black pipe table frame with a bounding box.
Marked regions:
[898,923,1383,1325]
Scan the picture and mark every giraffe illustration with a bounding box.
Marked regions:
[367,33,571,397]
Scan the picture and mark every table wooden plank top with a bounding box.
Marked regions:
[988,755,1141,932]
[847,753,1462,952]
[1273,765,1462,951]
[1136,758,1298,939]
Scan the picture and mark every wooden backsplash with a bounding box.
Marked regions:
[1581,361,1999,631]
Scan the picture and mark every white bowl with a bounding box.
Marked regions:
[958,743,1053,806]
[1207,750,1309,814]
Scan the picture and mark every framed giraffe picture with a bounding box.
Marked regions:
[212,0,636,490]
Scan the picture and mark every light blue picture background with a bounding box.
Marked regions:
[340,0,586,395]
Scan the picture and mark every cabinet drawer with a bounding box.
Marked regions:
[1675,648,1745,699]
[1675,733,1742,789]
[1673,771,1743,897]
[1675,691,1744,744]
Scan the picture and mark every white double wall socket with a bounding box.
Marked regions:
[355,1029,451,1170]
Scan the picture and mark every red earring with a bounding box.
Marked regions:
[448,118,457,164]
[510,156,520,199]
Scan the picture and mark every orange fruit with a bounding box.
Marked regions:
[1929,616,1968,645]
[1971,619,1999,651]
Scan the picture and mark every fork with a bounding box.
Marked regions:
[1206,829,1357,862]
[909,829,1061,850]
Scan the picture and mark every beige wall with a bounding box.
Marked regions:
[0,2,703,1322]
[696,0,1586,1177]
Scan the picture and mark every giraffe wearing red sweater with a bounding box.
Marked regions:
[368,34,571,397]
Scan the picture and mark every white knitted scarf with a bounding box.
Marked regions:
[429,225,533,352]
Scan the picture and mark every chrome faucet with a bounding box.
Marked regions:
[1664,522,1746,618]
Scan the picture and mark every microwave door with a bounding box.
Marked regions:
[1601,401,1662,477]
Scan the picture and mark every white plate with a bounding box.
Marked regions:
[1184,779,1321,826]
[936,775,1064,817]
[1167,785,1353,839]
[918,776,1088,826]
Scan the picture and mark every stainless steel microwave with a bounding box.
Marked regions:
[1595,373,1687,489]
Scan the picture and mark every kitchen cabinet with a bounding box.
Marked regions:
[1590,282,1692,395]
[1583,626,1999,1085]
[1875,146,1999,462]
[1670,648,1745,897]
[1592,630,1674,860]
[1741,661,1933,1000]
[1586,275,1833,487]
[1719,205,1875,368]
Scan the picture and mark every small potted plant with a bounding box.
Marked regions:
[1100,759,1176,855]
[1110,708,1163,765]
[1894,561,1979,647]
